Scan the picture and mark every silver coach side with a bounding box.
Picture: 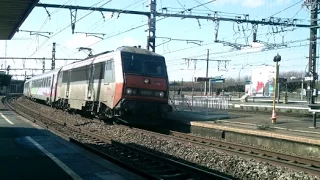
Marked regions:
[26,68,61,104]
[56,50,123,111]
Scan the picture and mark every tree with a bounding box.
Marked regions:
[279,71,304,80]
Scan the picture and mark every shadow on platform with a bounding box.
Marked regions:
[0,126,72,180]
[168,111,230,123]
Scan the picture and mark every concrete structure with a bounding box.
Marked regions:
[168,111,320,157]
[0,80,25,95]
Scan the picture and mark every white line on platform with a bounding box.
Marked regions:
[26,136,83,180]
[0,113,14,124]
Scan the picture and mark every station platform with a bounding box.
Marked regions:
[172,95,313,116]
[228,99,312,116]
[168,110,320,157]
[0,106,144,179]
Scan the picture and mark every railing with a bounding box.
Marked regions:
[169,94,229,115]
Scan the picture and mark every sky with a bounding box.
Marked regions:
[0,0,314,81]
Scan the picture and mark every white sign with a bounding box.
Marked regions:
[248,66,275,97]
[304,77,313,81]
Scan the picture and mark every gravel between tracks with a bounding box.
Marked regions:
[17,97,320,180]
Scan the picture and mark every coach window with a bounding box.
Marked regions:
[104,60,115,83]
[62,71,69,83]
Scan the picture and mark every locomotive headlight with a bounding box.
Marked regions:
[126,88,133,94]
[159,91,164,97]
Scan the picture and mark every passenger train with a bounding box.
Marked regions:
[23,46,172,125]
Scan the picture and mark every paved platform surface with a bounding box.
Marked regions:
[0,107,144,179]
[228,99,314,116]
[169,110,320,145]
[230,101,309,108]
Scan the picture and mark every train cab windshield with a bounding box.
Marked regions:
[122,54,167,77]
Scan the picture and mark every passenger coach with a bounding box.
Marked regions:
[23,68,61,105]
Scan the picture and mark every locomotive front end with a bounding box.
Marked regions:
[116,49,172,123]
[121,75,172,115]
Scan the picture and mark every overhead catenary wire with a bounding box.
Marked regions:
[161,4,306,59]
[28,0,113,58]
[82,0,217,49]
[266,0,304,18]
[24,0,74,54]
[165,38,311,67]
[86,0,147,33]
[163,27,300,63]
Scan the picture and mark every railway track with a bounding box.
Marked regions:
[118,125,320,176]
[6,96,233,180]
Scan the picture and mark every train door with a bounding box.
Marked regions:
[49,75,54,103]
[87,64,94,99]
[58,71,63,99]
[66,70,71,98]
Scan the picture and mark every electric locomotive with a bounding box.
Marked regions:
[24,46,172,125]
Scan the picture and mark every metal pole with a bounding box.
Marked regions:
[222,80,225,97]
[271,60,279,124]
[52,42,56,70]
[173,80,175,96]
[181,78,183,95]
[308,0,318,104]
[209,79,211,97]
[42,58,45,73]
[238,69,242,98]
[147,0,156,52]
[4,41,7,70]
[277,64,280,103]
[277,82,280,104]
[205,49,209,95]
[313,111,317,128]
[192,77,195,107]
[301,80,304,100]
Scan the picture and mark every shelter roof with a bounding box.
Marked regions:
[0,0,39,40]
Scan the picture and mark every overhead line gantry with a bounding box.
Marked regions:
[35,1,310,53]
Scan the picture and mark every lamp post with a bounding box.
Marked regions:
[238,64,252,97]
[192,69,203,96]
[191,68,204,106]
[271,53,281,124]
[238,64,250,82]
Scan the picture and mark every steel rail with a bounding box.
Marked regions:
[116,124,320,176]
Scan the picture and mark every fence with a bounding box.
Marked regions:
[169,95,229,115]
